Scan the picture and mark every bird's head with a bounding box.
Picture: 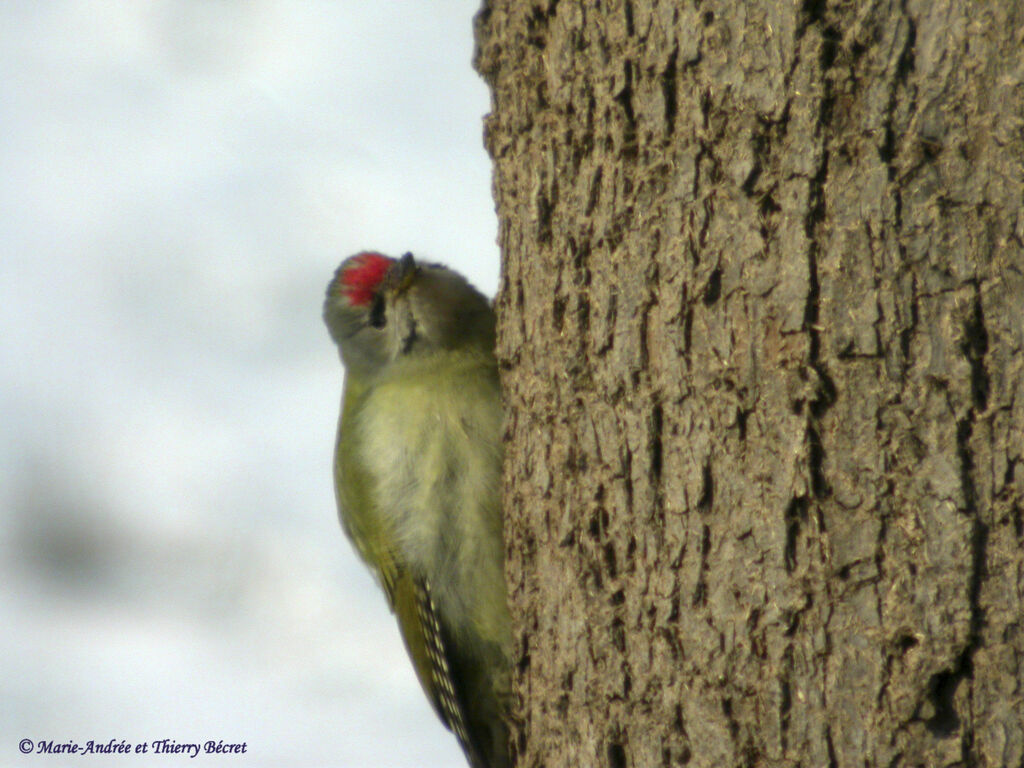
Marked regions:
[324,252,495,375]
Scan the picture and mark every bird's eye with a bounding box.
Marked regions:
[368,295,387,329]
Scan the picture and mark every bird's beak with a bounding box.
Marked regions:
[387,252,418,294]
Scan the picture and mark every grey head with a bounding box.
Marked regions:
[323,252,495,375]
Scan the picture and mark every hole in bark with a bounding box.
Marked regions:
[820,26,839,68]
[742,160,763,197]
[801,0,825,24]
[586,168,603,214]
[896,20,917,83]
[697,461,714,511]
[826,727,838,768]
[604,542,618,577]
[721,697,739,737]
[896,634,919,653]
[608,742,627,768]
[961,293,990,409]
[919,134,943,159]
[759,191,781,218]
[784,497,808,572]
[691,526,710,607]
[784,522,800,572]
[703,268,721,304]
[661,49,678,134]
[810,372,837,417]
[702,10,714,26]
[925,668,963,736]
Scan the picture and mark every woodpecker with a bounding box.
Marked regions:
[323,252,510,768]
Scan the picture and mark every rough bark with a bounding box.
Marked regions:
[475,1,1024,766]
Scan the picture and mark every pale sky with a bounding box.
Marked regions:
[0,3,498,766]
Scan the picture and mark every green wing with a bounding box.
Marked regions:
[392,574,479,760]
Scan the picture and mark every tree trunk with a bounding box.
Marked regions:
[475,1,1024,766]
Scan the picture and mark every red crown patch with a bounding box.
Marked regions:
[340,252,393,306]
